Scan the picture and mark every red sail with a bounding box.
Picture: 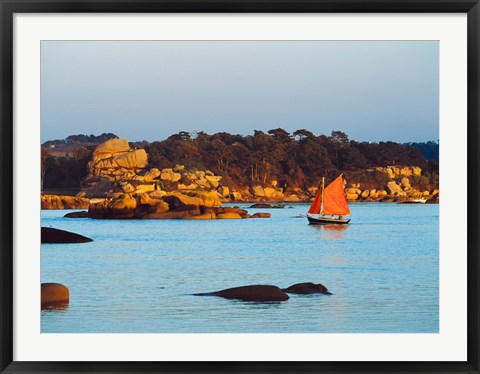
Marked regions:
[307,189,322,214]
[322,176,350,216]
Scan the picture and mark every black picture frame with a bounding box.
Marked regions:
[1,1,479,373]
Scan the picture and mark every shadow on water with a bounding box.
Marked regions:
[230,300,287,309]
[186,294,288,310]
[289,292,334,298]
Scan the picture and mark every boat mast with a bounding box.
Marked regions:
[320,176,325,217]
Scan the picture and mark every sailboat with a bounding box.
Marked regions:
[307,175,351,225]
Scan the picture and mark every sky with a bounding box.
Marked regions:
[41,41,439,143]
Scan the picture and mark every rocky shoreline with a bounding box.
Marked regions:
[41,138,439,212]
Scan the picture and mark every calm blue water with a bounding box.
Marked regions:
[41,203,438,333]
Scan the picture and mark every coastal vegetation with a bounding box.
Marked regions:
[41,129,439,197]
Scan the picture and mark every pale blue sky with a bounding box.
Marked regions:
[41,41,439,143]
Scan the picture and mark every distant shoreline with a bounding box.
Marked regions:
[40,194,439,211]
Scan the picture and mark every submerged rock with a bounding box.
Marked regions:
[282,282,331,295]
[194,285,289,302]
[41,227,92,243]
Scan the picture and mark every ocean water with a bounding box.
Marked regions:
[41,202,438,333]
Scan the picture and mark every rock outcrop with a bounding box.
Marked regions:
[376,166,422,179]
[86,192,268,220]
[160,168,181,182]
[91,139,147,172]
[81,139,149,197]
[214,207,248,217]
[341,166,438,203]
[41,195,89,210]
[216,212,242,219]
[386,181,405,196]
[78,139,231,202]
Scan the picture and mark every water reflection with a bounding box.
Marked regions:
[326,256,348,266]
[311,224,348,239]
[234,301,287,308]
[41,302,69,312]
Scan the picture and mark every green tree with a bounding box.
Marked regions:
[329,130,349,169]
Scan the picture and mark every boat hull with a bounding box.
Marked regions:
[307,216,350,225]
[398,198,427,204]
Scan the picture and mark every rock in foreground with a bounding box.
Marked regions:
[282,282,331,295]
[41,283,69,309]
[41,227,92,243]
[194,285,289,302]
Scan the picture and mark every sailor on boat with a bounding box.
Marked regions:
[306,175,351,225]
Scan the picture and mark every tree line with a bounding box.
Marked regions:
[41,129,439,191]
[43,132,118,147]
